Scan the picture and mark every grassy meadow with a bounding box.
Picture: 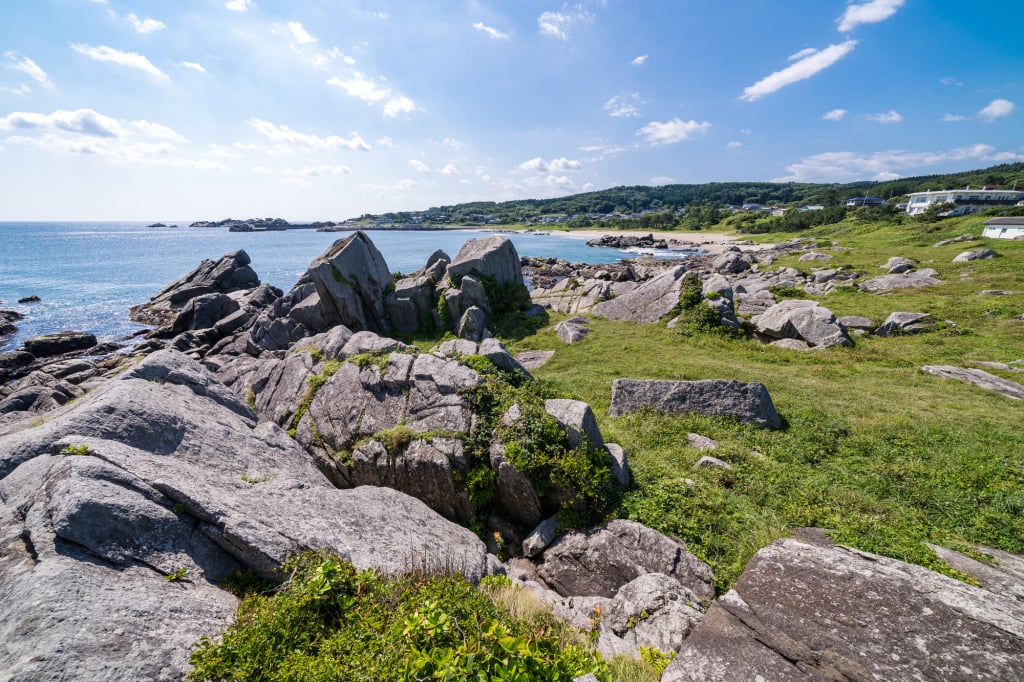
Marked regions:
[510,213,1024,590]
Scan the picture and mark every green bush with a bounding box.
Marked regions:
[188,552,608,682]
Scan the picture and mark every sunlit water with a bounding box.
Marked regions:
[0,223,688,351]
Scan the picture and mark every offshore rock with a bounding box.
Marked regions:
[129,250,259,326]
[22,331,97,358]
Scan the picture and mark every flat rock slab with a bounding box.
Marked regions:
[609,378,782,429]
[663,534,1024,681]
[22,331,97,358]
[921,365,1024,400]
[859,273,941,292]
[592,266,686,323]
[516,349,554,370]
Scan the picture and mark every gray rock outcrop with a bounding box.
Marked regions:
[592,265,687,323]
[859,273,942,292]
[953,248,996,263]
[610,378,782,429]
[662,532,1024,682]
[556,316,590,344]
[22,331,97,358]
[447,236,524,286]
[0,349,491,679]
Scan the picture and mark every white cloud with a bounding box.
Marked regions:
[244,118,370,152]
[631,55,647,65]
[310,47,356,69]
[70,43,167,79]
[383,95,417,117]
[650,176,675,186]
[0,108,227,169]
[126,14,165,33]
[741,40,856,102]
[3,51,54,88]
[288,21,316,45]
[578,143,631,160]
[440,163,459,176]
[408,159,431,173]
[582,182,594,191]
[838,0,905,32]
[518,156,582,173]
[376,136,395,148]
[473,22,511,40]
[252,165,273,174]
[788,48,818,61]
[286,164,350,177]
[822,108,847,121]
[726,141,743,149]
[537,8,593,41]
[637,118,711,145]
[181,61,207,73]
[604,93,643,118]
[327,73,417,117]
[942,113,966,122]
[739,128,752,135]
[442,138,462,149]
[978,99,1015,123]
[866,110,903,124]
[941,77,963,87]
[225,0,252,12]
[774,144,1016,183]
[394,178,417,192]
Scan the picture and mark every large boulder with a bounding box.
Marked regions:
[662,531,1024,682]
[953,248,996,263]
[609,378,782,429]
[592,266,687,323]
[447,236,524,286]
[536,519,715,601]
[129,249,259,326]
[711,250,754,275]
[306,231,394,333]
[753,300,852,348]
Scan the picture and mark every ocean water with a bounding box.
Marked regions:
[0,222,686,352]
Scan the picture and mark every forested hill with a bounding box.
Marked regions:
[366,162,1024,225]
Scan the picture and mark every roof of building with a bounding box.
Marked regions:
[908,189,1022,197]
[983,217,1024,226]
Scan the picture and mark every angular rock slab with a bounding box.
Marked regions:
[592,266,687,323]
[860,273,941,292]
[609,378,782,430]
[754,300,852,348]
[921,365,1024,401]
[536,519,714,601]
[306,231,394,333]
[662,534,1024,682]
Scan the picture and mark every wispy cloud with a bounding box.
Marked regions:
[631,55,647,65]
[3,51,55,88]
[440,163,459,176]
[942,113,966,122]
[0,108,226,169]
[408,159,430,173]
[838,0,905,32]
[518,156,582,172]
[788,48,818,61]
[741,40,857,102]
[473,22,511,40]
[822,108,848,121]
[244,118,370,152]
[578,142,633,161]
[978,99,1015,123]
[537,8,593,41]
[604,93,643,118]
[726,141,743,149]
[637,118,710,145]
[225,0,252,12]
[774,144,1018,183]
[70,43,167,80]
[126,13,165,33]
[180,61,207,74]
[650,176,675,186]
[866,110,902,124]
[288,21,316,45]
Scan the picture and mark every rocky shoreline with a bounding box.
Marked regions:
[1,231,1023,680]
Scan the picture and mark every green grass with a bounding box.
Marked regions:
[509,214,1024,590]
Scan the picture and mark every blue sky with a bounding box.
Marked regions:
[0,0,1020,220]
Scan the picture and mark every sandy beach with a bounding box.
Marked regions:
[518,228,776,255]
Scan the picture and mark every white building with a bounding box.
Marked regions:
[905,188,1023,216]
[982,217,1024,239]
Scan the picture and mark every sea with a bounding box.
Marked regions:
[0,222,692,352]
